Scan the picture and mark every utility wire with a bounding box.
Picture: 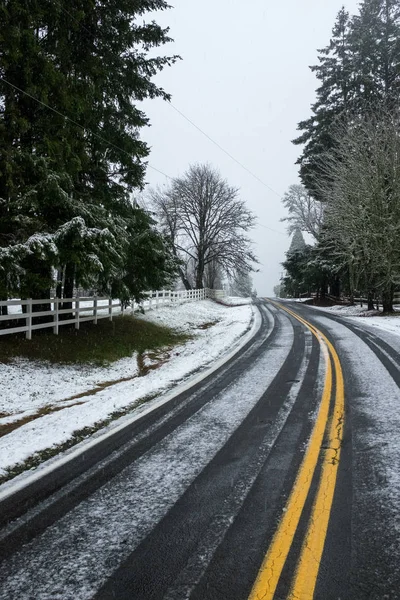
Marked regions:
[257,223,287,236]
[1,79,288,236]
[0,76,172,180]
[39,3,287,235]
[1,76,286,235]
[50,0,283,201]
[168,101,283,198]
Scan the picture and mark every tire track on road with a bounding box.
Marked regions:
[0,306,296,600]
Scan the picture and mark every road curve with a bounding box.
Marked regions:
[0,300,399,600]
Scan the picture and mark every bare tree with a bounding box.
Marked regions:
[229,269,253,297]
[150,164,258,289]
[281,184,324,240]
[203,259,224,290]
[318,110,400,312]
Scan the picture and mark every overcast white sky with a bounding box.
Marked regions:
[141,0,361,296]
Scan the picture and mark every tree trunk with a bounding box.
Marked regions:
[55,268,63,298]
[367,290,374,311]
[331,276,340,298]
[30,262,52,325]
[62,263,75,319]
[195,263,204,289]
[179,269,192,290]
[382,285,394,313]
[0,297,8,317]
[320,277,327,300]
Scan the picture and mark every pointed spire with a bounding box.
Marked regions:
[288,228,306,255]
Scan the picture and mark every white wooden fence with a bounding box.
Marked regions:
[0,288,213,339]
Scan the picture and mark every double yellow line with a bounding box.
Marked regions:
[249,302,345,600]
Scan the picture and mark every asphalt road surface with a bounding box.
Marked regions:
[0,299,399,600]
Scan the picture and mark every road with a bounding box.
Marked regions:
[0,299,399,599]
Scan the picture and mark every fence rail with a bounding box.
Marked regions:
[0,288,213,339]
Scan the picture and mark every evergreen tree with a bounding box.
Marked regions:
[351,0,400,109]
[0,0,179,303]
[288,228,306,255]
[293,8,354,197]
[294,2,400,198]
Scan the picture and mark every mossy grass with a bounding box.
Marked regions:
[0,315,190,366]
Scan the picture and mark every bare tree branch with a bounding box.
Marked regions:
[150,164,258,289]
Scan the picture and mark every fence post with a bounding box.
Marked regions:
[109,297,113,321]
[94,296,98,324]
[149,292,152,311]
[75,298,80,330]
[26,299,32,340]
[121,299,124,316]
[53,298,59,335]
[156,290,159,309]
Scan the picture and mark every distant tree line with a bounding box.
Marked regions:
[281,0,400,312]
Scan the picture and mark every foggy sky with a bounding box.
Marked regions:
[141,0,361,296]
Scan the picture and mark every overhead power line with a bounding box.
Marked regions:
[49,0,284,201]
[0,78,287,236]
[0,76,172,181]
[257,223,287,236]
[167,101,283,198]
[35,1,287,234]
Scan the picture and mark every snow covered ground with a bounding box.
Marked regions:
[217,296,253,306]
[310,303,400,337]
[0,299,254,477]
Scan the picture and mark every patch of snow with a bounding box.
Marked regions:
[310,304,374,317]
[308,304,400,338]
[0,301,253,476]
[347,315,400,337]
[219,296,253,306]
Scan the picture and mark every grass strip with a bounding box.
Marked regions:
[0,315,190,365]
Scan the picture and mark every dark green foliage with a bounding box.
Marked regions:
[287,228,306,255]
[0,0,179,301]
[293,8,354,197]
[290,1,400,307]
[115,207,179,303]
[282,233,343,301]
[294,1,400,197]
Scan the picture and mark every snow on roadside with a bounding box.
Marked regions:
[218,296,253,306]
[0,357,138,424]
[309,303,400,337]
[307,304,374,317]
[0,300,253,476]
[347,314,400,337]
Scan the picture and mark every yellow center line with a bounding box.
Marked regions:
[289,334,345,600]
[248,302,345,600]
